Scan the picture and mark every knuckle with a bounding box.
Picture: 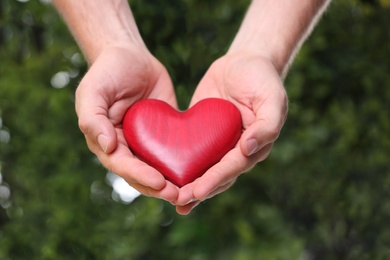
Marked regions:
[78,117,91,135]
[267,125,281,142]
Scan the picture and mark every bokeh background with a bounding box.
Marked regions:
[1,0,390,259]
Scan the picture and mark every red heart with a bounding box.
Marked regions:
[122,98,242,187]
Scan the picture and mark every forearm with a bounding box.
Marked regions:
[52,0,144,64]
[228,0,331,77]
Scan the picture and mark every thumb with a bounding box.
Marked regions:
[76,90,118,154]
[240,91,288,157]
[81,115,117,154]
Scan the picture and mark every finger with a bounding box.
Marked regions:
[130,181,179,203]
[111,157,167,191]
[76,87,118,154]
[204,179,236,200]
[94,142,168,191]
[175,182,197,206]
[175,180,235,215]
[175,144,273,206]
[192,146,263,201]
[176,201,201,215]
[193,144,273,201]
[240,88,288,156]
[175,171,235,206]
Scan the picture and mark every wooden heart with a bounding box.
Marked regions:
[122,98,242,187]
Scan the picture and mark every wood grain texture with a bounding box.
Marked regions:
[123,98,242,187]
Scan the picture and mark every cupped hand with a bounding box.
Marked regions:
[175,53,288,214]
[75,45,179,202]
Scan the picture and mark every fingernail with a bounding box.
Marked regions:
[246,138,259,156]
[97,134,108,153]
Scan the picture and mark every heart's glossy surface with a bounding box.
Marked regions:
[123,98,242,187]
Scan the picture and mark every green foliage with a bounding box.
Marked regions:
[0,0,389,259]
[262,1,390,258]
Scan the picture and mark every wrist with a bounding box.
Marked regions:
[53,0,146,64]
[226,47,284,78]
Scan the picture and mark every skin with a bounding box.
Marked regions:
[52,0,331,214]
[175,0,332,214]
[52,0,180,202]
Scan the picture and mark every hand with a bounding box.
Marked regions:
[175,53,288,214]
[75,45,179,202]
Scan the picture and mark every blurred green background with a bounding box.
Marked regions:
[1,0,390,259]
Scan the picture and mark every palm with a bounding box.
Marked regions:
[191,54,285,131]
[176,54,288,214]
[76,46,179,201]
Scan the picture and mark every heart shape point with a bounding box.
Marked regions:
[122,98,242,187]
